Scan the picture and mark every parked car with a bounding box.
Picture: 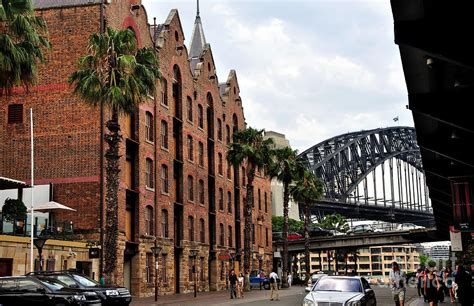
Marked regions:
[308,227,332,237]
[288,232,303,240]
[347,224,380,235]
[0,276,101,306]
[305,273,327,291]
[27,270,132,306]
[396,223,423,230]
[303,276,376,306]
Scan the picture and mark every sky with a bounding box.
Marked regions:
[142,0,412,152]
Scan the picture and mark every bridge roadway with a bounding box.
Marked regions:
[274,228,438,253]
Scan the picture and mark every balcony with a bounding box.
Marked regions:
[0,217,75,240]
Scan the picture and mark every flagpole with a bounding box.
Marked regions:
[30,108,35,272]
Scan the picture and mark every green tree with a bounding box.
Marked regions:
[419,254,429,268]
[69,27,160,283]
[227,127,274,287]
[268,147,305,287]
[0,0,50,95]
[2,198,26,222]
[272,216,304,232]
[290,169,323,282]
[317,213,350,233]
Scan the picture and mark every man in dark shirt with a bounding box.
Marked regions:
[454,265,472,306]
[229,269,238,299]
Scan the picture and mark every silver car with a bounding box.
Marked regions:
[302,276,376,306]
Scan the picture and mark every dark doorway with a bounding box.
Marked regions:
[0,258,13,276]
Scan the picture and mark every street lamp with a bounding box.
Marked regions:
[150,244,162,302]
[189,249,198,298]
[33,237,48,271]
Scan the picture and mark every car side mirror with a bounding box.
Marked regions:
[365,288,373,294]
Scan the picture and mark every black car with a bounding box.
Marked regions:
[28,270,132,306]
[308,226,332,237]
[0,276,101,306]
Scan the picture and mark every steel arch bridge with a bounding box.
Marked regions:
[298,127,434,225]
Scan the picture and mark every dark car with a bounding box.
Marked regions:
[308,227,332,237]
[0,276,101,306]
[28,270,131,306]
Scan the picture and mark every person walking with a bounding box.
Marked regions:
[444,266,455,303]
[424,267,441,306]
[229,269,238,299]
[269,270,280,301]
[416,268,423,297]
[287,272,292,287]
[389,261,406,306]
[454,265,473,306]
[237,272,244,298]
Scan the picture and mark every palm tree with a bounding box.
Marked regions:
[290,169,323,283]
[69,27,160,283]
[0,0,50,95]
[268,147,305,288]
[227,127,274,287]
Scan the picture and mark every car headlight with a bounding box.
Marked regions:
[73,294,86,301]
[346,301,362,306]
[105,289,119,296]
[302,297,315,306]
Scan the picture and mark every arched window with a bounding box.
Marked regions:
[160,78,168,106]
[218,188,224,211]
[227,191,232,213]
[187,96,193,122]
[258,189,261,210]
[198,142,204,166]
[218,153,223,175]
[173,65,182,119]
[162,209,168,238]
[226,160,231,180]
[187,135,193,161]
[145,111,154,142]
[188,175,194,202]
[161,120,168,149]
[188,216,194,241]
[145,158,154,189]
[228,225,233,247]
[145,206,154,236]
[242,167,246,186]
[225,125,230,144]
[264,192,268,213]
[198,104,203,128]
[199,218,205,243]
[161,164,169,193]
[232,113,238,132]
[217,119,222,141]
[219,223,225,246]
[198,179,205,204]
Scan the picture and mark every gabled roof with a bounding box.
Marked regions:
[33,0,101,9]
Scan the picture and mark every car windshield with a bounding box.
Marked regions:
[314,278,362,292]
[72,274,100,287]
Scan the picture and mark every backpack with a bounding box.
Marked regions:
[269,276,275,284]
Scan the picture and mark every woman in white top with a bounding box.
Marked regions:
[237,273,244,298]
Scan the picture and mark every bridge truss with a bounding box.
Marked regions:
[299,127,434,225]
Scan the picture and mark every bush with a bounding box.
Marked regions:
[2,198,27,222]
[427,260,436,268]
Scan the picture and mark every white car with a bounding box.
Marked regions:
[397,223,423,230]
[305,273,327,292]
[302,276,376,306]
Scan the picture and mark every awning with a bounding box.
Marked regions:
[0,177,29,190]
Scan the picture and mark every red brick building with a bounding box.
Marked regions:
[0,0,272,296]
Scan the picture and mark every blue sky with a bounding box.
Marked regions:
[142,0,412,151]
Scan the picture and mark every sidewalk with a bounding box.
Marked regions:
[131,285,303,306]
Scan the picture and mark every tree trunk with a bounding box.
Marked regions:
[304,200,310,283]
[243,167,255,291]
[103,109,121,284]
[281,180,290,288]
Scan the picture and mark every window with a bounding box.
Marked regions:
[146,253,154,283]
[242,167,246,186]
[187,96,193,122]
[161,209,169,237]
[218,188,224,210]
[264,192,268,213]
[46,257,55,271]
[199,218,205,243]
[161,78,168,106]
[226,125,230,144]
[145,158,154,189]
[219,223,225,245]
[265,228,269,246]
[145,112,154,142]
[198,142,204,166]
[198,104,204,128]
[161,254,167,282]
[198,180,205,204]
[258,189,261,210]
[188,175,194,202]
[228,225,233,247]
[145,206,154,235]
[218,153,223,175]
[187,136,194,161]
[217,119,222,141]
[227,191,232,213]
[8,104,23,124]
[189,257,194,281]
[200,257,205,281]
[161,165,169,193]
[188,216,194,241]
[161,120,168,149]
[252,224,255,244]
[226,161,231,180]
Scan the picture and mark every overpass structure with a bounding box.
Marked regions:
[299,127,435,226]
[276,229,438,253]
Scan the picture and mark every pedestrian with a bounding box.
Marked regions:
[229,269,237,299]
[237,272,244,298]
[416,268,423,297]
[424,267,440,306]
[269,270,280,301]
[287,272,292,287]
[389,261,406,306]
[444,266,455,303]
[454,265,473,306]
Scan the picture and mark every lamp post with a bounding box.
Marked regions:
[150,244,162,302]
[33,237,48,271]
[189,249,198,298]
